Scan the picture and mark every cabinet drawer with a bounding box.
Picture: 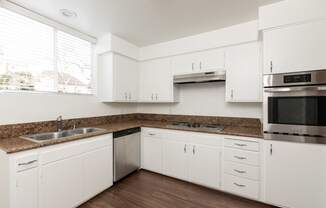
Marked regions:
[223,174,259,200]
[224,138,259,152]
[141,128,162,138]
[15,154,39,172]
[224,148,260,166]
[224,161,260,181]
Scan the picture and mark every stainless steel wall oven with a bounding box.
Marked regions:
[263,70,326,144]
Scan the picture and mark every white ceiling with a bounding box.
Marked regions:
[9,0,281,46]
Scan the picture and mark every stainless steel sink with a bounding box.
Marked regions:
[21,127,106,143]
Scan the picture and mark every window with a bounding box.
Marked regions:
[0,7,92,94]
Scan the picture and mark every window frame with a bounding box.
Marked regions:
[0,3,95,95]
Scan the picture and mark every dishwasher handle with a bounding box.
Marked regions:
[113,127,141,138]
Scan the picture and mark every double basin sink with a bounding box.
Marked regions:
[22,127,106,143]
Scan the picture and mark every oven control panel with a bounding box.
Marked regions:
[284,74,311,84]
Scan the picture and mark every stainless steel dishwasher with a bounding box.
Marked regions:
[113,127,141,182]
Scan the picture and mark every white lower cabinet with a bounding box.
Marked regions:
[264,140,326,208]
[0,134,113,208]
[162,140,188,180]
[40,156,84,208]
[142,134,163,173]
[142,128,223,190]
[188,144,220,189]
[82,146,113,201]
[15,167,39,208]
[222,137,262,200]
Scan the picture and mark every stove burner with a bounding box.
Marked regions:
[168,122,224,132]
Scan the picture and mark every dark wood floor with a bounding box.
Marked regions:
[79,170,276,208]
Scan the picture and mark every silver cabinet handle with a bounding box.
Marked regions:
[192,63,194,71]
[151,93,154,100]
[234,143,247,147]
[234,182,246,188]
[184,144,187,153]
[124,92,128,100]
[234,156,247,160]
[234,169,246,174]
[18,160,37,166]
[231,89,234,99]
[270,61,273,72]
[270,144,273,155]
[155,93,158,100]
[192,145,196,155]
[199,62,202,69]
[148,133,156,136]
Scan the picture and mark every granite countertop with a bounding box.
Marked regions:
[0,120,263,154]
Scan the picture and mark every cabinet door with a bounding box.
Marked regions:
[171,53,197,75]
[139,58,173,102]
[139,61,156,102]
[15,168,38,208]
[142,137,163,173]
[226,42,262,102]
[264,20,326,74]
[83,146,113,200]
[188,144,221,189]
[114,54,139,102]
[196,49,225,72]
[152,58,173,102]
[162,140,188,180]
[264,141,326,208]
[39,156,83,208]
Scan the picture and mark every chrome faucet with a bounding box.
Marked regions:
[56,116,63,132]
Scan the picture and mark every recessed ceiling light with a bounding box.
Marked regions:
[60,9,77,18]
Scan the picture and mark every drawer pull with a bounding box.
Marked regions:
[18,160,37,166]
[233,182,246,188]
[234,156,247,160]
[148,133,156,136]
[234,143,247,147]
[234,169,246,174]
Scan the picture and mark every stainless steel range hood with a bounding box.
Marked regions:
[173,71,226,84]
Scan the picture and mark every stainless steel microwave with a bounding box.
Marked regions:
[263,70,326,144]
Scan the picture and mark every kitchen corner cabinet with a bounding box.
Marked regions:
[264,141,326,208]
[141,128,222,189]
[98,52,139,102]
[141,130,163,173]
[225,42,262,102]
[139,58,178,102]
[263,20,326,75]
[172,48,225,75]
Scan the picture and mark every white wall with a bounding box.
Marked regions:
[0,92,137,125]
[137,82,262,119]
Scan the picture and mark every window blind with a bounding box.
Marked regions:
[0,7,92,94]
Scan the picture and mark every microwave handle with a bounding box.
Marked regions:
[264,86,326,93]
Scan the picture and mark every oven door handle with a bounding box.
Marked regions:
[264,86,326,93]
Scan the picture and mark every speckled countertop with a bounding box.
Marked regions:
[0,120,263,154]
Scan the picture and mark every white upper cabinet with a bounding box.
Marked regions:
[139,58,178,102]
[226,42,262,102]
[98,52,139,102]
[172,48,225,75]
[264,141,326,208]
[263,20,326,74]
[196,49,225,72]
